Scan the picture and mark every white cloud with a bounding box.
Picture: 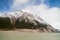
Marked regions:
[13,0,29,7]
[0,13,7,17]
[0,13,3,17]
[22,4,60,30]
[11,0,29,11]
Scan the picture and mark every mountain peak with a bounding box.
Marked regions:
[0,10,57,32]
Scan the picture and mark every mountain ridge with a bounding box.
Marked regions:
[0,10,57,32]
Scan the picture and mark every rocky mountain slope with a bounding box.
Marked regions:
[0,10,56,32]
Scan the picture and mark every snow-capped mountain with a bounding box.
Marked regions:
[0,10,56,32]
[6,10,47,24]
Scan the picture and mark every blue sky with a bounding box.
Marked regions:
[0,0,60,12]
[0,0,60,30]
[46,0,60,7]
[0,0,13,12]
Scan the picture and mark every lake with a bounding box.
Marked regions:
[0,31,60,40]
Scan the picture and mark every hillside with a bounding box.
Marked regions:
[0,11,57,33]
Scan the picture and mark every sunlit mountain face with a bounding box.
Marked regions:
[0,0,60,31]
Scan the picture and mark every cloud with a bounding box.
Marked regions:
[22,4,60,30]
[10,0,29,11]
[13,0,29,7]
[0,13,7,17]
